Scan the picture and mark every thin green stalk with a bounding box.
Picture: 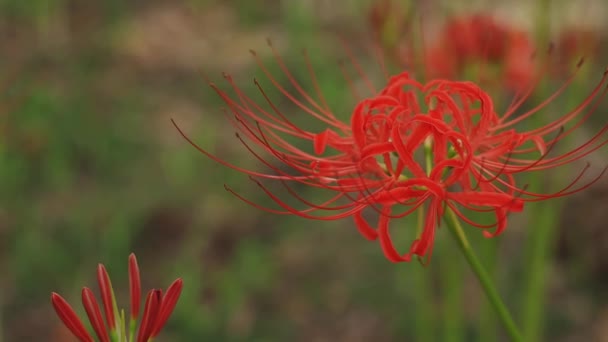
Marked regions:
[129,318,137,342]
[413,206,434,342]
[444,208,523,342]
[412,266,435,342]
[521,203,558,341]
[442,235,465,342]
[477,237,498,342]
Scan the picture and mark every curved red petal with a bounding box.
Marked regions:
[97,264,116,330]
[150,278,184,337]
[136,290,162,342]
[51,293,94,342]
[81,288,110,342]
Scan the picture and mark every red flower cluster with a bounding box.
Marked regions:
[51,254,183,342]
[422,15,537,92]
[174,36,608,263]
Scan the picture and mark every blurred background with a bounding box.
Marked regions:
[0,0,607,341]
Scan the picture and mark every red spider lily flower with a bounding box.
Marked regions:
[173,37,608,263]
[51,253,183,342]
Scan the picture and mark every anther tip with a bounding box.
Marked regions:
[576,57,585,68]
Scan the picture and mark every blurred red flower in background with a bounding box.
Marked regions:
[368,0,410,51]
[420,14,537,92]
[51,253,183,342]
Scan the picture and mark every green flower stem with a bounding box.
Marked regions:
[413,206,434,342]
[443,238,465,342]
[444,208,523,342]
[478,237,498,342]
[129,318,137,342]
[412,265,434,342]
[521,202,558,341]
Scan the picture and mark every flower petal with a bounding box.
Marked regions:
[82,287,110,342]
[150,278,184,338]
[51,293,94,342]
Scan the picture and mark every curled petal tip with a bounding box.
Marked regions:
[169,278,184,293]
[313,130,329,155]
